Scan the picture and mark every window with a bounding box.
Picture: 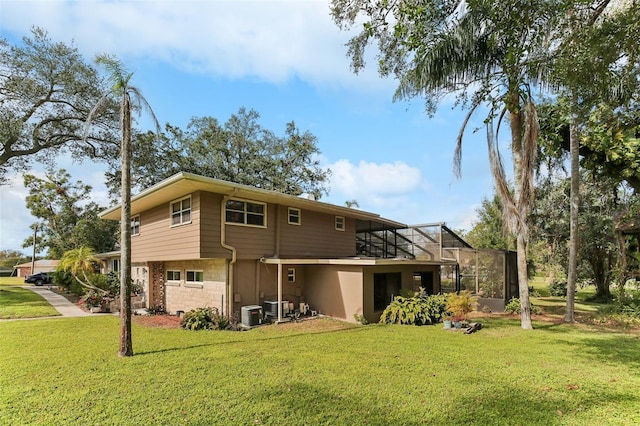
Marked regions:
[288,208,301,225]
[186,270,204,282]
[225,199,266,227]
[111,258,120,273]
[335,216,345,231]
[131,215,140,236]
[167,270,181,281]
[287,268,296,283]
[171,196,191,226]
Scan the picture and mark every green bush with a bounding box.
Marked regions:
[528,286,541,297]
[505,298,542,315]
[51,270,85,296]
[181,307,229,331]
[598,296,640,318]
[548,281,567,297]
[379,294,448,326]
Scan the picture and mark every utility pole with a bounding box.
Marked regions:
[30,225,37,274]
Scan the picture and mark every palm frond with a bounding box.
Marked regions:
[127,86,162,136]
[96,54,133,93]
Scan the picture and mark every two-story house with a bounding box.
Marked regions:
[100,172,518,324]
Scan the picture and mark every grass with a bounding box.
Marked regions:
[0,285,60,319]
[0,276,25,286]
[1,316,640,425]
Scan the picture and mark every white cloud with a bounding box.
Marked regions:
[0,0,391,92]
[329,159,423,199]
[0,174,37,251]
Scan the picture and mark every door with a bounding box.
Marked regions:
[414,271,434,294]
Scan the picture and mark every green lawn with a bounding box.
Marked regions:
[1,316,639,425]
[0,285,60,319]
[0,276,25,286]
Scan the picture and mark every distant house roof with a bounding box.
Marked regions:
[15,259,59,268]
[99,172,407,231]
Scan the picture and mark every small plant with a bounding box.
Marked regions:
[528,286,541,297]
[147,305,165,315]
[549,281,567,297]
[445,290,479,321]
[82,291,111,308]
[505,298,542,315]
[354,313,369,325]
[181,307,229,331]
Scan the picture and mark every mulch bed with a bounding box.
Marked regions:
[133,314,182,328]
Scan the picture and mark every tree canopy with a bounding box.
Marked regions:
[106,107,330,199]
[0,28,118,183]
[22,169,119,258]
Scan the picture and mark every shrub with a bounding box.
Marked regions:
[549,281,567,297]
[505,298,542,315]
[51,270,84,296]
[528,286,541,297]
[353,313,369,325]
[598,296,640,318]
[147,305,165,315]
[379,294,448,326]
[82,290,112,308]
[181,307,229,331]
[445,290,479,320]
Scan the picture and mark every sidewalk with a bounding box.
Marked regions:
[23,286,91,317]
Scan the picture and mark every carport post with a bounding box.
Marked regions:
[277,263,283,322]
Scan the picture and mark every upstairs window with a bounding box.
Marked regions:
[171,196,191,226]
[288,208,301,225]
[225,199,266,227]
[335,216,345,231]
[131,215,140,236]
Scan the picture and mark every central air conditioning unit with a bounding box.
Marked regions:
[262,300,289,318]
[240,305,263,328]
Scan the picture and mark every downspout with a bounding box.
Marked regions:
[221,192,237,317]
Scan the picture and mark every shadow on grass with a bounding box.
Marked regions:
[557,333,640,372]
[135,323,369,356]
[254,375,638,425]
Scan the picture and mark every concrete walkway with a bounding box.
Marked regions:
[23,286,91,318]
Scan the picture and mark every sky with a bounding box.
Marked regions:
[0,0,501,254]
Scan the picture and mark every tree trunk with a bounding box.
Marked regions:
[590,250,612,300]
[516,233,533,329]
[565,107,579,323]
[119,95,133,357]
[508,93,533,330]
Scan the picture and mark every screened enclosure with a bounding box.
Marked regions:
[356,223,518,311]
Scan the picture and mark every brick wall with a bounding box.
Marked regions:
[163,259,227,314]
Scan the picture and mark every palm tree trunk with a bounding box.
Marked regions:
[119,94,133,357]
[508,92,533,330]
[565,104,579,323]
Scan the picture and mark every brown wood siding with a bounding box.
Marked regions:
[278,206,356,258]
[225,203,276,260]
[199,192,231,258]
[131,192,202,262]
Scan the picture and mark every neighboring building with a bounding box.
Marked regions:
[99,172,517,323]
[14,259,59,277]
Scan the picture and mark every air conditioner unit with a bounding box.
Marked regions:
[240,305,263,328]
[262,300,289,318]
